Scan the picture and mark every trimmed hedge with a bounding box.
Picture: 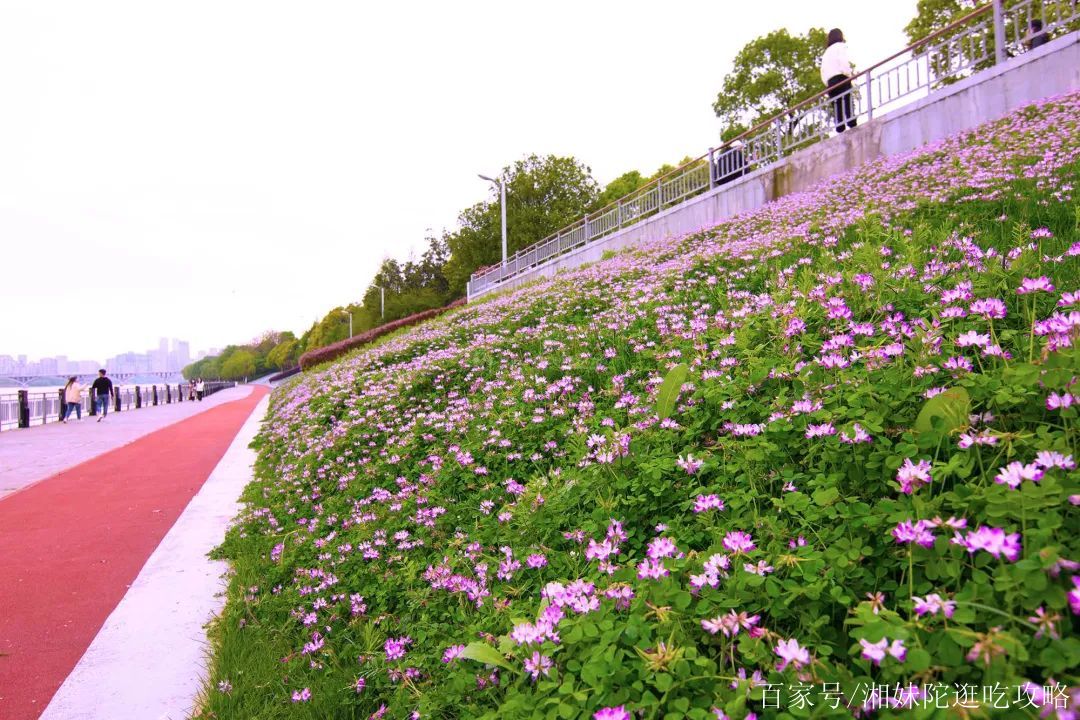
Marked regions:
[266,366,301,383]
[297,299,466,370]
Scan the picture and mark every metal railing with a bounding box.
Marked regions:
[0,381,236,431]
[467,0,1080,298]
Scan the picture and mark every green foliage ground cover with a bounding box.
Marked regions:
[199,93,1080,719]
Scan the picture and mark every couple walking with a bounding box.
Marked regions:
[61,369,114,423]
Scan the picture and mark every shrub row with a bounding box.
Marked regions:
[297,298,466,370]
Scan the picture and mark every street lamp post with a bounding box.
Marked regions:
[478,173,507,266]
[372,285,385,320]
[340,309,353,337]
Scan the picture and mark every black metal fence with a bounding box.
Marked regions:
[0,381,236,431]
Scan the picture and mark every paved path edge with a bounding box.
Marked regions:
[39,392,271,720]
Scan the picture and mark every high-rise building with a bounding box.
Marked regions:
[174,340,190,368]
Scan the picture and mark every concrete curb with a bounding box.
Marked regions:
[39,392,270,720]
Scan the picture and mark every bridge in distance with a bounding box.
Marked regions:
[0,371,182,388]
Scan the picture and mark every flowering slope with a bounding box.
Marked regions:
[202,93,1080,719]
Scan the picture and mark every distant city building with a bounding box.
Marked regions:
[1,338,194,378]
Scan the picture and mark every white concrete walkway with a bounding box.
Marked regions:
[0,386,253,499]
[39,391,269,720]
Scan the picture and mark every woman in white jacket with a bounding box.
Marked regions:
[62,376,83,422]
[821,28,857,133]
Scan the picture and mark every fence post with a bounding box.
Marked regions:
[152,385,159,406]
[863,70,874,120]
[89,390,97,416]
[115,389,122,413]
[165,384,171,403]
[707,148,716,189]
[993,0,1006,64]
[58,389,66,421]
[135,386,142,409]
[583,213,590,241]
[18,390,29,428]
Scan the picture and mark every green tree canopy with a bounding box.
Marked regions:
[220,350,256,381]
[712,27,829,139]
[590,171,647,212]
[267,339,300,370]
[443,154,599,293]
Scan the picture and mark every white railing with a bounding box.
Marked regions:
[467,0,1080,299]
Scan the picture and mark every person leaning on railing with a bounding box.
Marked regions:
[1027,19,1050,50]
[821,28,857,134]
[714,139,747,186]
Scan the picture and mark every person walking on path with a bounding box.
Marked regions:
[91,369,114,422]
[195,378,205,401]
[821,28,857,134]
[61,377,83,423]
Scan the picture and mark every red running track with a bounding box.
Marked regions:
[0,386,268,720]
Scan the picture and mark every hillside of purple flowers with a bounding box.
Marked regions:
[200,92,1080,720]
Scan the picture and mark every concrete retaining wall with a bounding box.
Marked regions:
[474,30,1080,300]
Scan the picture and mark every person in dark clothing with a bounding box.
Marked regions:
[91,369,114,422]
[1028,19,1049,50]
[715,140,747,185]
[821,28,857,133]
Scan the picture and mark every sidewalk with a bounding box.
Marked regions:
[0,385,268,720]
[0,386,252,499]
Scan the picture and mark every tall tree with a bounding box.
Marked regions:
[712,28,829,140]
[443,154,599,294]
[221,350,256,380]
[904,0,993,83]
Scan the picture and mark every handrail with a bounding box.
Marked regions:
[470,0,1074,290]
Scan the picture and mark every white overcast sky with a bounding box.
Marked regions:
[0,0,915,362]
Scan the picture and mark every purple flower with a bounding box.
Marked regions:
[994,461,1044,489]
[774,637,810,671]
[1069,577,1080,616]
[604,584,634,610]
[896,458,932,494]
[523,651,553,680]
[1017,276,1055,294]
[912,593,956,618]
[384,635,412,661]
[1047,392,1076,410]
[859,637,903,665]
[1035,451,1075,470]
[676,454,704,475]
[442,645,465,663]
[839,423,872,444]
[956,330,990,347]
[291,687,311,703]
[594,707,631,720]
[636,558,669,580]
[526,553,548,568]
[785,317,806,336]
[805,422,836,438]
[892,519,936,548]
[692,494,724,513]
[646,536,681,559]
[951,525,1021,561]
[702,610,760,637]
[722,530,755,555]
[969,298,1007,319]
